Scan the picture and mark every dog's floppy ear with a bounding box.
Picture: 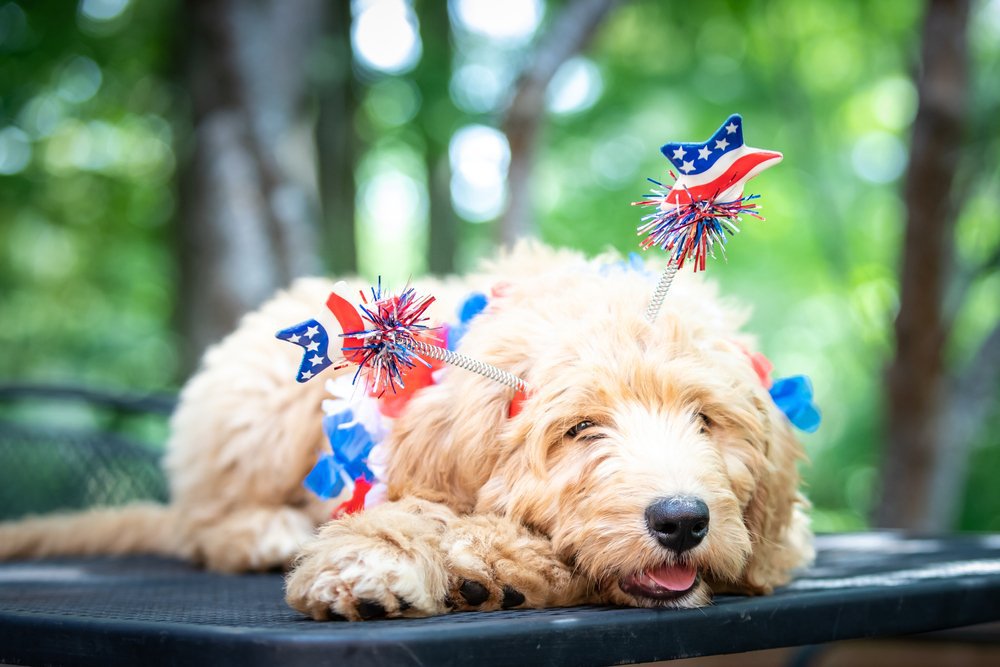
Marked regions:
[737,394,813,593]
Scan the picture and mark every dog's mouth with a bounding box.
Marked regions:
[618,564,699,601]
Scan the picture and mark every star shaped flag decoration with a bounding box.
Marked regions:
[275,319,344,383]
[633,114,783,322]
[277,281,528,401]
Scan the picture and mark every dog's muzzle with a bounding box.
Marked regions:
[616,496,710,602]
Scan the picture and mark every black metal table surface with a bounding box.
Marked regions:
[1,532,999,667]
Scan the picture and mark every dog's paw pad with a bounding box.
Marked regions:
[459,580,490,606]
[501,585,525,609]
[442,520,581,611]
[356,599,388,620]
[448,577,527,611]
[446,579,526,611]
[448,579,500,611]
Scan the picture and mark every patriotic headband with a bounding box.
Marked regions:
[632,113,782,322]
[631,114,818,431]
[276,281,529,413]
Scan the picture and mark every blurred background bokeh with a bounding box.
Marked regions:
[0,0,997,532]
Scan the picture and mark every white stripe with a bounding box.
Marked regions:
[673,145,748,188]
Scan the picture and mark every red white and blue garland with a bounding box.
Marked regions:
[294,291,493,514]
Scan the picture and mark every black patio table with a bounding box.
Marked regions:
[1,532,999,666]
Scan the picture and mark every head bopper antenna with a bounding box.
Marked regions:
[632,114,782,323]
[277,280,527,398]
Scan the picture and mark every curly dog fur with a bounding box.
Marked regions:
[0,244,813,619]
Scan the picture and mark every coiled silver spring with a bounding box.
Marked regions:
[409,340,527,392]
[645,260,679,324]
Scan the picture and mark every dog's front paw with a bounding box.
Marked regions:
[285,535,450,620]
[285,499,456,621]
[442,515,588,612]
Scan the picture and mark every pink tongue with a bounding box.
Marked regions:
[647,565,697,591]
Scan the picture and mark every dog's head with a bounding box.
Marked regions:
[387,249,811,607]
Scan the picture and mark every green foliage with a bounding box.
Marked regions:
[0,0,179,391]
[960,409,1000,530]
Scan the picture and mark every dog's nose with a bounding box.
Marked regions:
[645,496,710,553]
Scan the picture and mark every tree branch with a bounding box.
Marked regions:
[499,0,620,245]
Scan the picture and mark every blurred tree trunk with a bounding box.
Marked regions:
[875,0,970,530]
[929,324,1000,527]
[316,0,358,275]
[499,0,618,245]
[176,0,325,373]
[924,57,1000,527]
[414,0,459,275]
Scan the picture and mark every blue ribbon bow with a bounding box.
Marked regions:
[446,292,489,351]
[304,408,377,499]
[769,375,821,433]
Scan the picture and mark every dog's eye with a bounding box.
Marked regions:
[698,413,712,433]
[566,420,595,438]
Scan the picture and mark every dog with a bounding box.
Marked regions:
[0,243,813,620]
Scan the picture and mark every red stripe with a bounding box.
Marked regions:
[326,292,366,363]
[666,151,780,204]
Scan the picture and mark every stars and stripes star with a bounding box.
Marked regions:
[632,113,782,272]
[658,113,782,206]
[275,318,342,383]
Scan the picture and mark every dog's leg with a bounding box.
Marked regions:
[181,505,319,573]
[285,498,589,620]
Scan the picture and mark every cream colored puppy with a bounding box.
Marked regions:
[0,244,812,620]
